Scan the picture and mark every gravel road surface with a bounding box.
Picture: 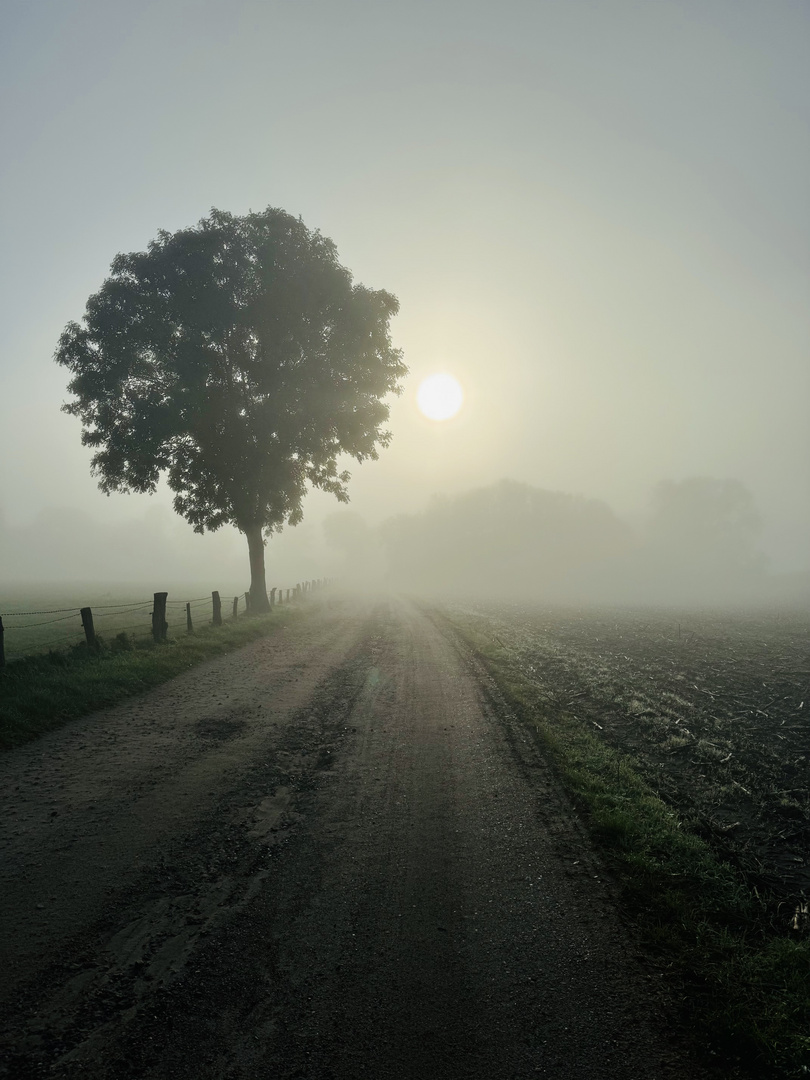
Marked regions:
[0,596,704,1079]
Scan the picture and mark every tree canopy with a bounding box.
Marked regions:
[55,207,406,609]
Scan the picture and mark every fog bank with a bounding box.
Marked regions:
[0,503,326,597]
[2,476,807,610]
[338,478,808,607]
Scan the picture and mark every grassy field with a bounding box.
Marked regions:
[0,594,302,751]
[444,601,810,1080]
[0,583,276,662]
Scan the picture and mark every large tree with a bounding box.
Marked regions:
[55,208,406,611]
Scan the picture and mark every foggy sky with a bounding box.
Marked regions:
[1,0,808,587]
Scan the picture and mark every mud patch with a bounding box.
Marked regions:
[247,786,293,839]
[194,717,248,740]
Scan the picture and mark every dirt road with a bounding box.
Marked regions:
[0,597,702,1079]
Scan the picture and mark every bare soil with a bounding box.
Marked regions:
[453,602,810,916]
[0,596,706,1079]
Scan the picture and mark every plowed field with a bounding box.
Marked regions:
[450,603,810,925]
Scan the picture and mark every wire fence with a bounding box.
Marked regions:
[0,581,325,665]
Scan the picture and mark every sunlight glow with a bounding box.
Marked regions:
[416,373,464,421]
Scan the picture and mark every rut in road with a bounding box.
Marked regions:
[0,597,701,1079]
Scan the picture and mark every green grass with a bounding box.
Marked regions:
[0,607,300,751]
[0,587,245,661]
[446,612,810,1080]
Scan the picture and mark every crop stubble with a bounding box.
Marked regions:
[449,603,810,921]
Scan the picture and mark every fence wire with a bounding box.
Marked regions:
[94,604,153,619]
[2,611,83,629]
[1,607,80,617]
[33,632,87,652]
[90,600,152,609]
[1,583,320,662]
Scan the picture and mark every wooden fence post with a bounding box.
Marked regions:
[244,591,252,614]
[270,587,276,608]
[212,591,222,627]
[152,593,168,642]
[0,615,5,668]
[186,602,194,634]
[286,588,290,602]
[80,607,97,650]
[232,596,239,619]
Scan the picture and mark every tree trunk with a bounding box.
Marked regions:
[245,524,271,613]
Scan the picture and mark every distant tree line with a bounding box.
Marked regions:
[379,480,631,601]
[325,477,774,605]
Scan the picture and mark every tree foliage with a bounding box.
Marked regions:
[55,207,406,606]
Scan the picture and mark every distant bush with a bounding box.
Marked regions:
[111,631,133,653]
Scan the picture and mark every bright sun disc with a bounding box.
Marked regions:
[417,373,464,420]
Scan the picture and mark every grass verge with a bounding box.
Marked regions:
[0,607,300,752]
[446,612,810,1080]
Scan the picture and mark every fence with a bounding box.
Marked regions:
[0,580,328,667]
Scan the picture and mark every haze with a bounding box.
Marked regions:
[1,1,808,602]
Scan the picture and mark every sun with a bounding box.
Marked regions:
[416,373,464,421]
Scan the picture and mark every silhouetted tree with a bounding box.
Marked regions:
[55,208,406,611]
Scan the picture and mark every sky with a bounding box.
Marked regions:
[1,0,808,588]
